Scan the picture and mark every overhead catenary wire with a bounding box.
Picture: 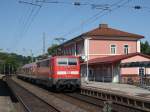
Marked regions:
[133,5,150,12]
[60,0,130,39]
[19,5,36,39]
[12,0,44,53]
[14,0,140,56]
[19,0,43,39]
[11,0,38,50]
[10,0,35,50]
[19,0,42,7]
[21,4,42,37]
[90,0,131,24]
[28,0,131,56]
[14,0,111,56]
[36,0,110,10]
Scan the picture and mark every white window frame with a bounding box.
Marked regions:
[124,44,129,54]
[110,44,117,54]
[138,67,145,76]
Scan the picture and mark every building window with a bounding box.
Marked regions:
[72,48,75,55]
[64,49,66,55]
[124,45,129,54]
[139,67,145,76]
[111,45,116,54]
[71,47,74,55]
[69,48,71,55]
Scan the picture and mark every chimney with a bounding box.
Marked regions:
[99,24,108,29]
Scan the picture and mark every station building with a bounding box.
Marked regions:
[55,24,150,84]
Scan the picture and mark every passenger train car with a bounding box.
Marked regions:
[18,56,80,91]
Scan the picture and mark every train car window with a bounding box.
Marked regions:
[46,60,49,67]
[57,58,68,66]
[37,62,40,67]
[68,58,77,65]
[40,62,43,67]
[38,60,49,67]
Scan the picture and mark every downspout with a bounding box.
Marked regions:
[74,42,77,56]
[111,64,113,83]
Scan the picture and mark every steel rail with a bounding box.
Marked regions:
[7,78,61,112]
[65,93,148,112]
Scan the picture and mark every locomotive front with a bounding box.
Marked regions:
[52,56,80,91]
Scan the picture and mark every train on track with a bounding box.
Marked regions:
[17,56,80,91]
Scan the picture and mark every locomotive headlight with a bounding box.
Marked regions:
[57,71,79,75]
[71,71,79,74]
[57,71,67,75]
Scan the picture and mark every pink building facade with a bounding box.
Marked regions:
[56,24,150,83]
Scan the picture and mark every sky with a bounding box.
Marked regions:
[0,0,150,56]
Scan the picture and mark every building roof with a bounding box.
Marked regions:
[22,63,36,68]
[84,24,144,38]
[57,24,144,48]
[82,53,150,65]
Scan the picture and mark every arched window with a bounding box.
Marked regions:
[124,45,129,54]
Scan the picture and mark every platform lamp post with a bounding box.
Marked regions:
[8,63,11,76]
[85,38,90,82]
[0,60,1,73]
[85,55,89,82]
[30,49,34,62]
[0,60,5,75]
[4,64,5,75]
[0,60,2,74]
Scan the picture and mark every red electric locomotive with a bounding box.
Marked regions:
[18,56,80,91]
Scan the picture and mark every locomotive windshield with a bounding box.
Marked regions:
[57,58,78,66]
[68,58,77,65]
[57,58,68,66]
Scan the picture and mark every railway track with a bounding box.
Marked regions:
[65,93,146,112]
[7,76,148,112]
[7,78,61,112]
[7,77,102,112]
[80,87,150,112]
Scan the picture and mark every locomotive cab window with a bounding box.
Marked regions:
[57,58,78,66]
[37,62,40,67]
[38,60,49,67]
[57,58,68,66]
[68,58,77,65]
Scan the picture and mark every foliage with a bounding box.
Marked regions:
[47,44,58,56]
[36,53,49,60]
[0,52,33,74]
[141,41,150,55]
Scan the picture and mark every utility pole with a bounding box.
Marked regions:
[54,37,66,45]
[85,39,89,82]
[43,32,46,55]
[3,64,5,75]
[9,64,10,75]
[30,49,33,62]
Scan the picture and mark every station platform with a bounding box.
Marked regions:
[81,81,150,100]
[0,74,5,79]
[0,97,14,112]
[0,76,15,112]
[81,81,150,111]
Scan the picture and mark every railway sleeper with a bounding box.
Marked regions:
[81,89,150,111]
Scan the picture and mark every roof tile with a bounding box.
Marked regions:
[82,53,150,65]
[84,26,144,38]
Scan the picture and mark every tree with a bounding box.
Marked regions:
[36,53,48,60]
[141,41,150,55]
[0,52,33,74]
[47,44,58,56]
